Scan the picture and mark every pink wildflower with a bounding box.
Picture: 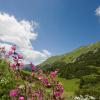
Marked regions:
[10,63,16,70]
[50,71,57,78]
[11,45,16,50]
[13,56,18,63]
[8,50,14,56]
[47,83,51,88]
[43,78,48,84]
[18,96,24,100]
[18,53,23,59]
[56,83,64,93]
[30,62,36,71]
[10,89,17,97]
[54,91,61,97]
[38,75,43,80]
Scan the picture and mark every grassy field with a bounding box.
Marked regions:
[56,77,80,97]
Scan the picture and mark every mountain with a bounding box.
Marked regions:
[38,41,100,67]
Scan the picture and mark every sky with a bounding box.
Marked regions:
[0,0,100,64]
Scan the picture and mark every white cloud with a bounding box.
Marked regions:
[21,48,51,65]
[42,49,51,57]
[95,6,100,16]
[0,12,51,65]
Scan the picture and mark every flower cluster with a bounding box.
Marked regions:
[8,45,24,70]
[10,89,17,97]
[53,82,64,99]
[0,45,64,100]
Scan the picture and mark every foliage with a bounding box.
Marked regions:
[76,74,100,99]
[0,60,16,100]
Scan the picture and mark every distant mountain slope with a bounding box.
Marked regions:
[23,64,31,71]
[39,41,100,66]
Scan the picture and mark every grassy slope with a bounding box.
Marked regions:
[40,41,100,66]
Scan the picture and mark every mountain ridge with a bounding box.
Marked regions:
[38,41,100,66]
